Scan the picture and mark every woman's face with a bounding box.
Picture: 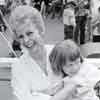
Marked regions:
[16,22,42,50]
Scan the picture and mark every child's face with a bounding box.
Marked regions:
[16,22,42,50]
[63,58,81,77]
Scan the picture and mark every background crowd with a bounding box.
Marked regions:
[0,0,98,45]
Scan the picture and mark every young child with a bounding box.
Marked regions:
[49,39,100,100]
[63,2,76,40]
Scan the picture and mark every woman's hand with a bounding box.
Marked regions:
[31,81,64,96]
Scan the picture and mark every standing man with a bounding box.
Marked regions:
[63,2,76,40]
[74,0,88,44]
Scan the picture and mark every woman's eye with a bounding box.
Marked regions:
[27,32,33,36]
[18,35,24,39]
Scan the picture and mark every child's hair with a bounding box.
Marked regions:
[49,39,82,75]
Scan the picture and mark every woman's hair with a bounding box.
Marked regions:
[49,39,81,75]
[9,5,45,38]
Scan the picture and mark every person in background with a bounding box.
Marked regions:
[49,39,100,100]
[0,0,7,31]
[50,0,63,19]
[32,0,41,11]
[30,0,49,18]
[63,2,76,40]
[92,21,100,42]
[92,6,100,42]
[74,0,89,45]
[40,0,50,18]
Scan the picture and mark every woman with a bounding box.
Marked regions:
[9,5,46,68]
[9,5,51,100]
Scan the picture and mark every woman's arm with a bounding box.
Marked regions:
[31,81,64,96]
[41,81,64,95]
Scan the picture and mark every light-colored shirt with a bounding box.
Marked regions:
[0,0,5,5]
[93,26,100,36]
[64,61,100,100]
[63,7,76,26]
[11,51,51,100]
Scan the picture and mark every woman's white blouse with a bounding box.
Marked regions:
[11,51,51,100]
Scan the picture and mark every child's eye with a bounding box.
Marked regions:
[18,35,24,39]
[27,32,33,36]
[69,63,74,67]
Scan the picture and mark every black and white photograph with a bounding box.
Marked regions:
[1,0,100,100]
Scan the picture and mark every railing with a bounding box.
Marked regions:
[0,58,17,82]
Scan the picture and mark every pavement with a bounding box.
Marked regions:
[44,17,64,44]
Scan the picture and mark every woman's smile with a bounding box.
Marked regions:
[24,40,36,48]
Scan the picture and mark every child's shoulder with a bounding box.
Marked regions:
[81,60,99,71]
[81,60,96,69]
[76,61,100,86]
[80,61,100,76]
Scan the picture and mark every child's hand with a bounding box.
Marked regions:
[48,81,64,95]
[50,83,78,100]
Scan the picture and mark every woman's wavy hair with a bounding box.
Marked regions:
[9,5,45,38]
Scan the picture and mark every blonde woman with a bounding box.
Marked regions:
[9,6,51,100]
